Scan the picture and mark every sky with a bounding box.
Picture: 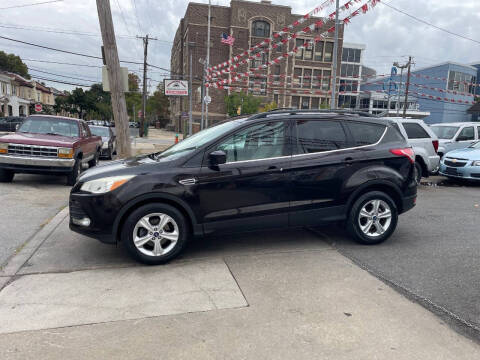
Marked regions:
[0,0,479,92]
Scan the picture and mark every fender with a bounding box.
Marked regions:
[112,192,201,241]
[345,179,404,212]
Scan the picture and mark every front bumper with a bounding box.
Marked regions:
[439,163,480,180]
[0,154,75,173]
[69,191,121,244]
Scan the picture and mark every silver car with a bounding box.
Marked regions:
[383,118,440,183]
[430,122,480,158]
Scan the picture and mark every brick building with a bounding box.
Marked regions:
[170,0,344,129]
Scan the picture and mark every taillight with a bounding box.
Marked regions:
[390,148,415,164]
[432,140,439,153]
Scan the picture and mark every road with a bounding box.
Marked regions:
[314,178,480,340]
[0,173,70,267]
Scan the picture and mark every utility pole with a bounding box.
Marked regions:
[188,42,195,136]
[96,0,131,158]
[394,59,410,117]
[403,56,413,118]
[200,59,206,130]
[330,0,340,110]
[205,0,211,128]
[137,34,158,137]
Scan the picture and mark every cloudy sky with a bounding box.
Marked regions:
[0,0,479,92]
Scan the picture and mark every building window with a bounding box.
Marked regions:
[273,93,279,106]
[252,20,270,37]
[295,39,304,59]
[312,69,322,89]
[322,70,331,91]
[448,71,475,94]
[338,95,357,109]
[301,97,310,109]
[303,69,312,88]
[293,67,302,88]
[273,65,281,76]
[291,96,300,109]
[311,97,320,109]
[324,42,334,62]
[304,42,313,60]
[314,42,324,61]
[251,52,267,68]
[339,79,358,93]
[342,48,361,63]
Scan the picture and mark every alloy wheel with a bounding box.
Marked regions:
[358,199,392,237]
[132,213,179,257]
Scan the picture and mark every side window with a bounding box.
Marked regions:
[295,120,347,154]
[347,122,386,146]
[477,126,480,139]
[457,126,474,141]
[402,123,430,139]
[215,121,288,163]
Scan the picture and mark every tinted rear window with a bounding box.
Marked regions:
[347,122,385,146]
[403,123,430,139]
[295,120,347,154]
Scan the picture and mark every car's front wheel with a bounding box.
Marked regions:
[66,159,81,186]
[122,203,189,265]
[0,169,14,182]
[347,191,398,245]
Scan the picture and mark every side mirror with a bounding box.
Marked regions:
[208,150,227,166]
[15,124,20,131]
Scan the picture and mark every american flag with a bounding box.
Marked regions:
[221,33,235,46]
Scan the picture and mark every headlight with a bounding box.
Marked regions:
[80,175,135,194]
[0,143,7,154]
[472,161,480,166]
[102,141,109,149]
[58,147,73,159]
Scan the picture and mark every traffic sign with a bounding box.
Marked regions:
[204,95,211,105]
[34,103,42,113]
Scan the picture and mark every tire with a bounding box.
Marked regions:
[88,150,100,168]
[66,159,81,186]
[0,169,14,183]
[413,162,423,185]
[347,191,398,245]
[121,203,189,265]
[106,147,112,160]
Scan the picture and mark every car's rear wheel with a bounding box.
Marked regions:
[88,150,100,168]
[413,162,423,185]
[66,159,81,186]
[347,191,398,245]
[122,203,189,265]
[0,169,14,183]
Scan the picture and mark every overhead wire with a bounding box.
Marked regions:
[0,0,63,10]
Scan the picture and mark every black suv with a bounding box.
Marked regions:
[70,110,417,264]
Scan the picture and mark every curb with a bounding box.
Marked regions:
[0,207,69,280]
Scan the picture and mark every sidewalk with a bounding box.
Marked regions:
[0,210,478,359]
[131,128,181,155]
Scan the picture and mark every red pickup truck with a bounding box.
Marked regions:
[0,115,102,185]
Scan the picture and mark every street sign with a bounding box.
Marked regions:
[204,95,211,104]
[34,103,42,113]
[164,79,188,96]
[102,66,129,92]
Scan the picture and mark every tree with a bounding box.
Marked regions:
[259,101,278,113]
[147,83,170,127]
[0,51,30,79]
[224,92,262,117]
[128,73,140,92]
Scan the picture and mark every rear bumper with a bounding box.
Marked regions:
[0,154,74,173]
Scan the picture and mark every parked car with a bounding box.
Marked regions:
[89,125,116,159]
[87,120,111,127]
[129,122,139,128]
[0,116,25,132]
[0,115,102,185]
[383,118,440,184]
[430,122,480,158]
[439,141,480,181]
[69,110,417,265]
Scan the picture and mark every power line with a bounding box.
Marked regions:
[113,0,133,36]
[23,59,103,68]
[131,0,144,34]
[381,2,480,45]
[0,0,63,10]
[29,68,99,82]
[0,35,144,65]
[30,75,91,87]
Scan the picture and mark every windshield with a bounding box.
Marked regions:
[430,125,459,140]
[18,117,79,137]
[90,126,110,137]
[156,119,245,161]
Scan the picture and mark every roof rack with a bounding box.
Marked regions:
[247,108,379,121]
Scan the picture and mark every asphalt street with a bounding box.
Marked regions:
[0,173,70,267]
[314,179,480,340]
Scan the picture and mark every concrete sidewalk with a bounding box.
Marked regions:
[0,212,478,359]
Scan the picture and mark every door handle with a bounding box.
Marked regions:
[344,157,354,166]
[267,165,283,173]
